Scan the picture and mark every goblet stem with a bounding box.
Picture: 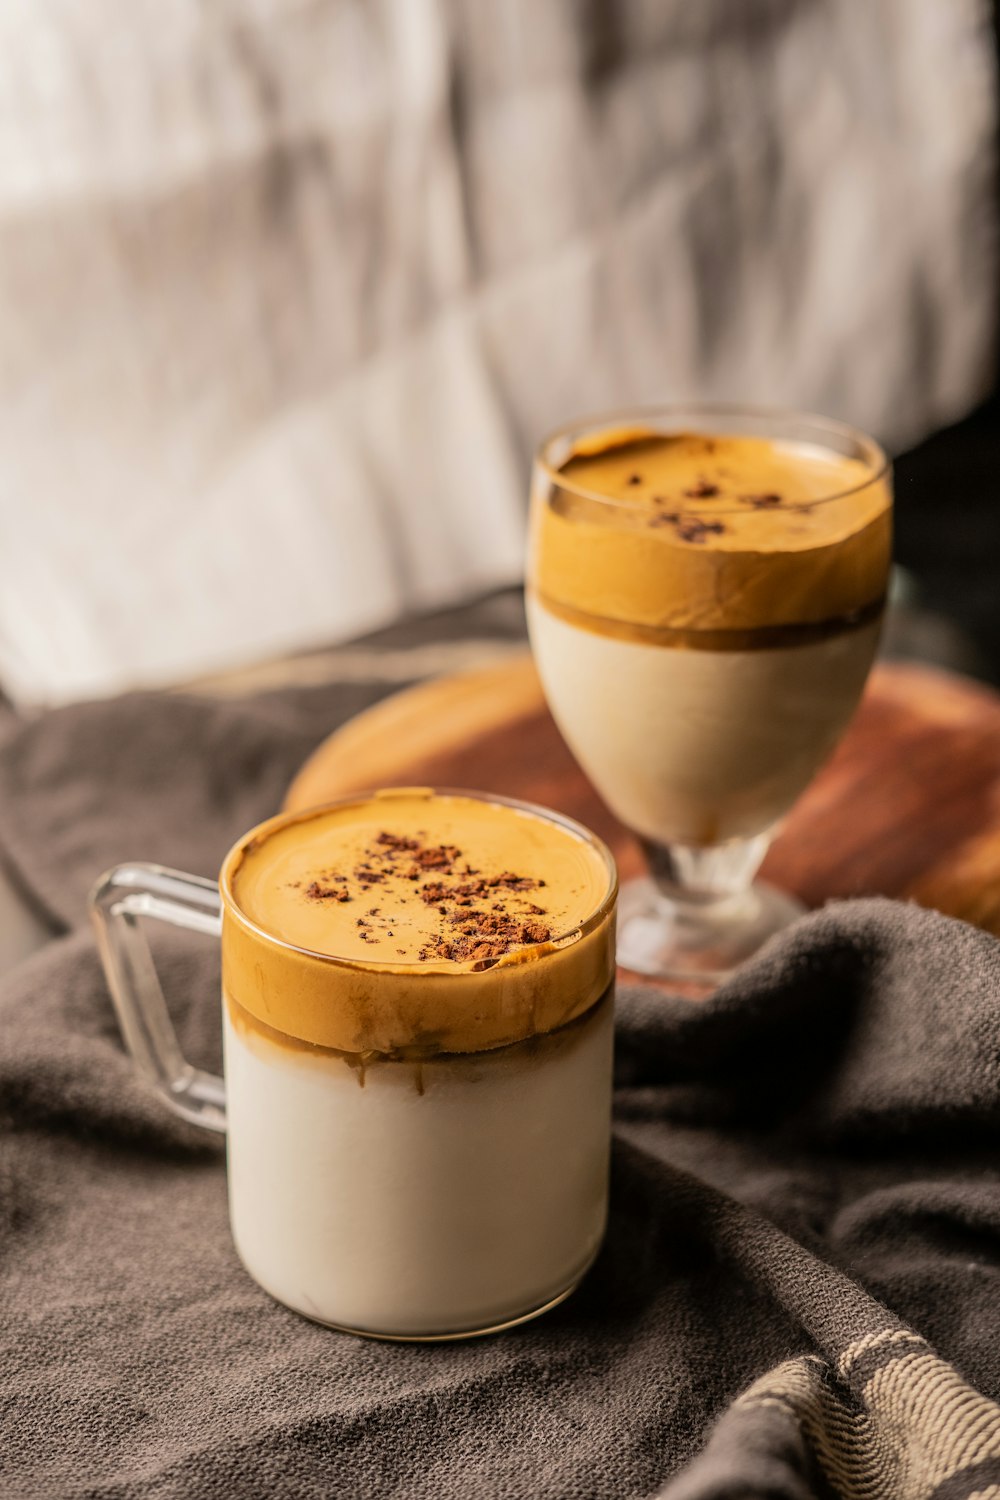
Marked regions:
[616,833,804,984]
[641,832,772,900]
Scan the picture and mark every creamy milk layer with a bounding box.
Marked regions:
[531,428,891,636]
[223,990,613,1336]
[528,596,881,845]
[222,790,615,1054]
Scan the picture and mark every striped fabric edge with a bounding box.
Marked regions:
[732,1329,1000,1500]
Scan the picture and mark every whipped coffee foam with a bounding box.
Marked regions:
[532,428,891,638]
[222,790,614,1055]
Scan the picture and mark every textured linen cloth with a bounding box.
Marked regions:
[2,681,1000,1499]
[0,0,996,703]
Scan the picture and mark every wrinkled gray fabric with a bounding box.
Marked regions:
[2,683,1000,1499]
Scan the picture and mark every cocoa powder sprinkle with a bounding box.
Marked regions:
[305,882,352,903]
[677,517,726,543]
[741,492,783,509]
[650,513,726,543]
[415,845,461,869]
[375,832,419,852]
[302,826,553,963]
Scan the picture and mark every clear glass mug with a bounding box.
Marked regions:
[527,405,892,981]
[90,791,618,1341]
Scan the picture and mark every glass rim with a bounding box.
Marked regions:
[534,402,891,517]
[219,786,619,974]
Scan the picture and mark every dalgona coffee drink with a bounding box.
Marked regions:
[528,423,890,848]
[219,789,617,1338]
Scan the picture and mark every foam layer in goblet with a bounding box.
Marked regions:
[531,427,891,641]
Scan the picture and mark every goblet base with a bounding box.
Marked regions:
[616,875,805,985]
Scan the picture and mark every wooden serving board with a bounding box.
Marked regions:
[285,655,1000,941]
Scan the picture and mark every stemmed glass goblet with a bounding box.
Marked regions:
[526,405,892,981]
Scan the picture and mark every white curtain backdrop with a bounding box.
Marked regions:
[0,0,995,703]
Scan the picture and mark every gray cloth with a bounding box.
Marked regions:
[3,684,1000,1499]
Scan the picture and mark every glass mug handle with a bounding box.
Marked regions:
[89,863,227,1134]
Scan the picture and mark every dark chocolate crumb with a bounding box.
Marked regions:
[375,832,419,852]
[414,845,461,869]
[677,517,726,543]
[741,492,782,509]
[651,513,726,542]
[305,881,352,903]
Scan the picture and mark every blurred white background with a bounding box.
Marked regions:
[0,0,995,704]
